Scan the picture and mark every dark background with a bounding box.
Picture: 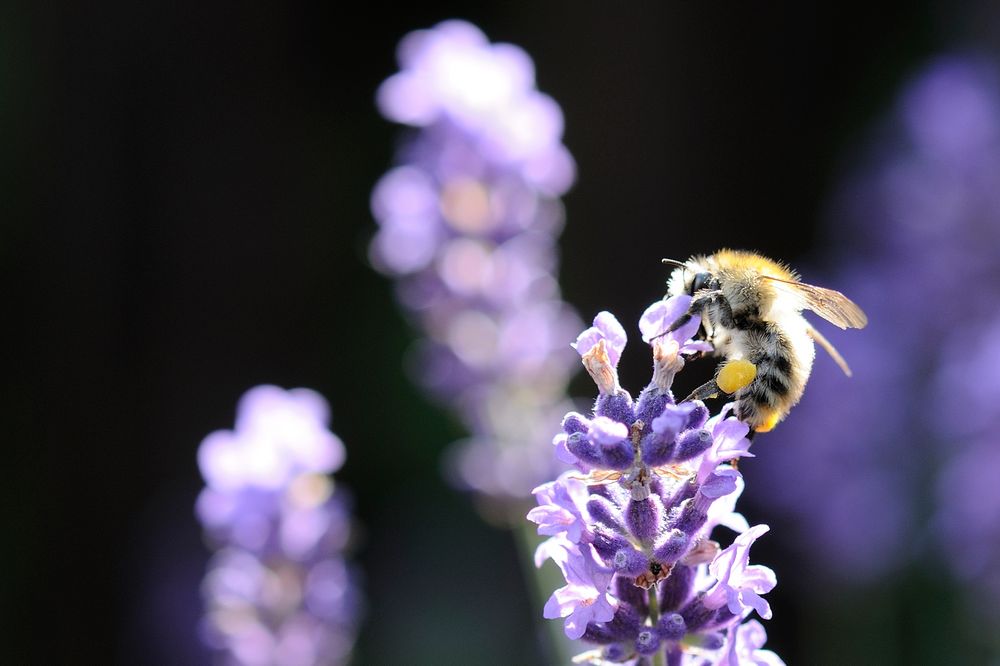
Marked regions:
[3,2,958,663]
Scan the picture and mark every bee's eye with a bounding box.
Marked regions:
[690,272,711,295]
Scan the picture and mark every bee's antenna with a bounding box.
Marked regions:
[662,258,688,282]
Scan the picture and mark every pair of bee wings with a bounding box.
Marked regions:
[764,274,868,378]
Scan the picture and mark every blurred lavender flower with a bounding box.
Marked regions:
[371,20,582,514]
[746,55,1000,610]
[196,385,360,666]
[530,302,783,665]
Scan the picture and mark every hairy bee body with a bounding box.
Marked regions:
[666,250,865,432]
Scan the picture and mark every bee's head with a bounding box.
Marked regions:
[689,271,712,295]
[663,258,713,298]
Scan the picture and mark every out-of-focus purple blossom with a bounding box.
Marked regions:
[371,20,582,515]
[529,303,782,665]
[196,386,360,665]
[376,19,574,195]
[932,311,1000,610]
[746,55,1000,612]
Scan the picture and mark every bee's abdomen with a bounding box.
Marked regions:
[746,360,793,406]
[734,322,800,430]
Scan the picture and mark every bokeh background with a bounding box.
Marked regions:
[7,1,1000,664]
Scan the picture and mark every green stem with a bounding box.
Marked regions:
[649,584,665,666]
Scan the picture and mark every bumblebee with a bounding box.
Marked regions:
[664,250,867,432]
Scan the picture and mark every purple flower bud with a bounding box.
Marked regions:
[613,547,650,576]
[657,613,686,641]
[699,631,726,650]
[680,597,717,632]
[601,439,636,470]
[587,496,626,533]
[653,529,689,564]
[595,391,635,425]
[648,476,664,497]
[606,604,643,639]
[626,496,662,544]
[591,527,634,562]
[636,628,661,655]
[673,428,713,462]
[581,417,634,470]
[670,497,708,537]
[683,401,710,430]
[582,624,617,644]
[602,643,630,661]
[635,385,673,425]
[566,432,604,467]
[641,432,675,467]
[562,411,590,434]
[660,564,694,612]
[615,575,649,616]
[662,476,697,512]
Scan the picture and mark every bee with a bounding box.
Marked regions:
[662,249,867,433]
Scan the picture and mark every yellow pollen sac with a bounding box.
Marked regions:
[717,359,757,394]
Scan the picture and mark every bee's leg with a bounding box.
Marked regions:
[658,290,725,338]
[683,378,723,403]
[661,312,693,336]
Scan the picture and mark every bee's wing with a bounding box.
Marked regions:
[806,323,852,377]
[763,275,868,330]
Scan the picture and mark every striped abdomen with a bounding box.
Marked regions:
[730,319,810,432]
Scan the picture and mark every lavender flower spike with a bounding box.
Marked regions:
[372,20,582,515]
[196,385,360,665]
[529,298,783,665]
